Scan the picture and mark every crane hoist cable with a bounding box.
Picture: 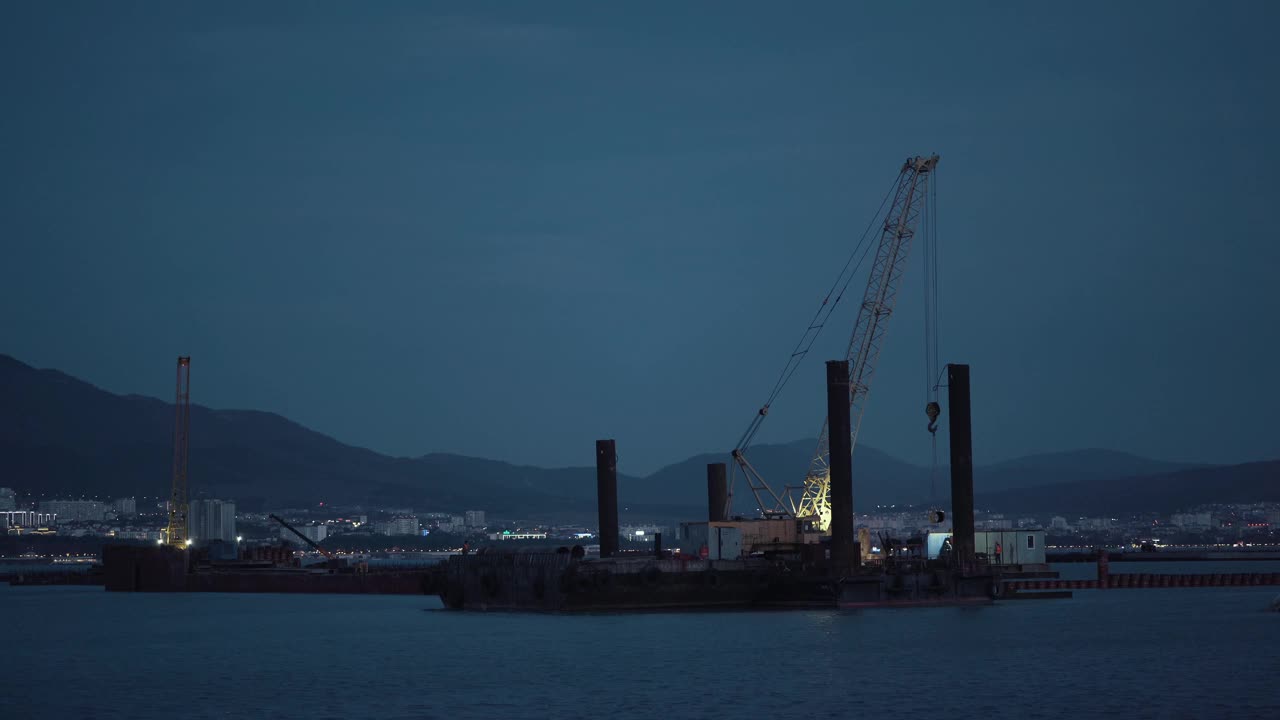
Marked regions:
[731,155,939,527]
[795,155,938,531]
[728,175,901,520]
[923,171,943,507]
[732,176,899,457]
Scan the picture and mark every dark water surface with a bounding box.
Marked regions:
[3,570,1278,719]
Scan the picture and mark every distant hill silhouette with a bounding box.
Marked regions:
[641,439,935,514]
[977,461,1280,515]
[0,353,1268,518]
[0,354,638,517]
[978,449,1203,493]
[641,442,1212,513]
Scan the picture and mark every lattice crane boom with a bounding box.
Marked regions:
[728,154,938,529]
[796,155,938,530]
[165,356,191,548]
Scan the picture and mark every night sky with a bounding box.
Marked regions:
[3,2,1277,474]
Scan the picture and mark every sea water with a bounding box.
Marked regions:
[2,563,1277,719]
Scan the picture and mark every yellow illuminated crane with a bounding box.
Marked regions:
[730,155,939,532]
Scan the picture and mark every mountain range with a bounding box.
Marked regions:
[2,353,1276,519]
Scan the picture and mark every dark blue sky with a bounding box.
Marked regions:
[3,2,1277,474]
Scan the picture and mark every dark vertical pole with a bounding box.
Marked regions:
[654,532,663,558]
[706,463,728,522]
[595,439,619,559]
[826,360,855,575]
[947,364,976,567]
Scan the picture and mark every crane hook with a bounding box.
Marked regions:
[925,401,940,434]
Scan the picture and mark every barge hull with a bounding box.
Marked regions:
[439,553,998,611]
[102,545,431,595]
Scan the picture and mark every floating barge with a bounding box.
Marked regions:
[101,362,1003,609]
[102,545,431,595]
[436,552,997,611]
[432,362,1000,612]
[1002,551,1280,595]
[439,554,766,611]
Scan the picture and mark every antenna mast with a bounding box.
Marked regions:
[166,356,191,548]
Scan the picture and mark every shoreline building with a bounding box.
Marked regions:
[280,523,327,546]
[38,500,105,524]
[377,516,420,536]
[2,510,57,529]
[112,498,137,518]
[190,499,236,545]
